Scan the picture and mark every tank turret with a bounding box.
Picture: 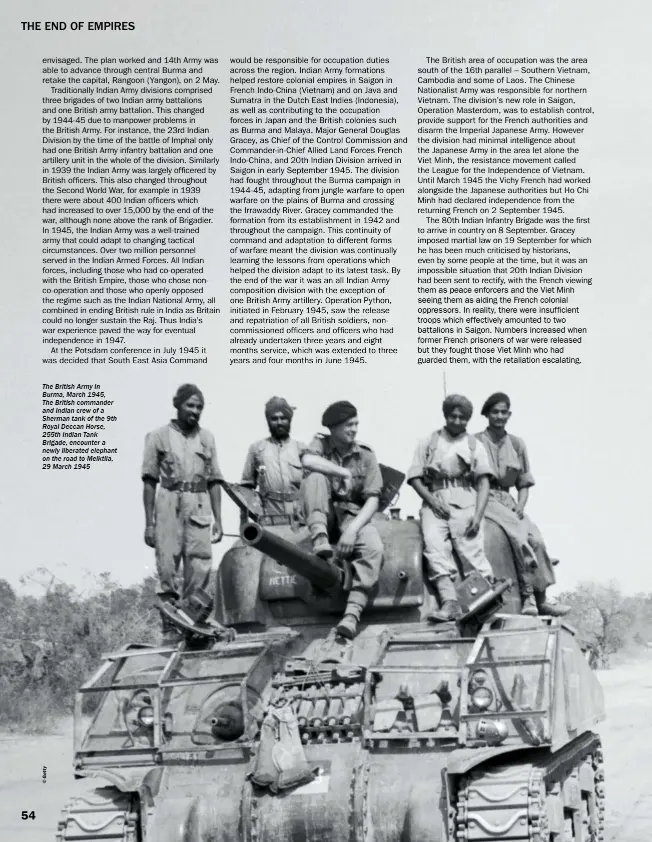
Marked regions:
[240,521,346,595]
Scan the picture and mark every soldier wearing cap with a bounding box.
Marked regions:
[407,394,495,622]
[240,397,307,527]
[300,401,384,639]
[475,392,570,617]
[142,384,224,642]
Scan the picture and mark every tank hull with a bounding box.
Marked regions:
[61,502,603,842]
[483,517,524,613]
[60,734,605,842]
[60,614,605,842]
[138,745,452,842]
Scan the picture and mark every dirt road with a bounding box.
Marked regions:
[595,663,652,842]
[1,661,651,840]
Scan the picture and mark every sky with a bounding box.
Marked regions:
[1,0,650,596]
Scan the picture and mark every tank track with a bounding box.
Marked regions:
[56,786,138,842]
[454,733,604,841]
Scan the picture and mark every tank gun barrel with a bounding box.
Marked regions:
[240,522,345,594]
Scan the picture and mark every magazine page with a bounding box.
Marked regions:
[1,1,650,839]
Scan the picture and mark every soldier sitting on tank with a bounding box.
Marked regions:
[475,392,570,617]
[240,396,307,529]
[142,384,224,644]
[300,401,384,639]
[407,394,495,622]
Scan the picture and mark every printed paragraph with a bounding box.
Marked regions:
[228,55,405,365]
[415,55,593,366]
[41,55,221,365]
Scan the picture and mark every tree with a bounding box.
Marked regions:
[558,579,633,665]
[0,567,162,729]
[0,579,16,611]
[622,593,652,646]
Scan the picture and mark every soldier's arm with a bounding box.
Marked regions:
[142,478,157,547]
[516,486,529,515]
[345,449,382,534]
[208,482,223,541]
[301,452,352,480]
[463,476,490,539]
[302,436,352,479]
[345,495,379,534]
[408,476,442,512]
[143,478,156,527]
[514,438,535,516]
[203,431,225,541]
[473,476,490,523]
[469,439,492,530]
[240,444,259,488]
[336,494,379,558]
[141,432,159,546]
[406,438,450,518]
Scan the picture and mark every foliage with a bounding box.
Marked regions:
[0,571,160,732]
[2,570,652,729]
[557,579,652,667]
[0,579,16,611]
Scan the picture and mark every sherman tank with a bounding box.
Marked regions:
[56,484,605,842]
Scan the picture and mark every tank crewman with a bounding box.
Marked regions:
[301,401,384,639]
[407,394,495,622]
[142,384,224,642]
[240,396,307,528]
[475,392,570,617]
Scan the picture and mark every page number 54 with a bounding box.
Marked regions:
[22,811,36,820]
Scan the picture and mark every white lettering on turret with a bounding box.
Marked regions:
[268,575,298,586]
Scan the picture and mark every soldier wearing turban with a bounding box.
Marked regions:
[172,383,205,410]
[442,393,474,420]
[141,385,224,643]
[475,392,569,617]
[240,397,308,526]
[300,401,384,639]
[407,394,495,622]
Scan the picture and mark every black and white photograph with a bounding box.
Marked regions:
[0,2,650,840]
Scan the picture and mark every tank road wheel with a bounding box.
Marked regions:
[453,735,604,842]
[56,786,139,842]
[528,770,550,842]
[582,745,605,842]
[560,744,605,842]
